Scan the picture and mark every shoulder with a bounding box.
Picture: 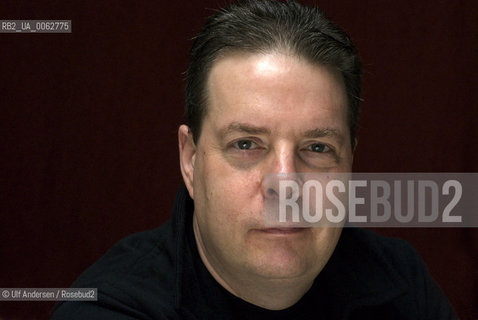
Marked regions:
[339,227,434,292]
[336,227,457,319]
[51,221,180,319]
[80,222,176,281]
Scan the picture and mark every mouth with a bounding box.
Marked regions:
[257,227,307,235]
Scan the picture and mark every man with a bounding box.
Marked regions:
[51,0,457,319]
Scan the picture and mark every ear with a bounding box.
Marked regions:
[178,124,196,199]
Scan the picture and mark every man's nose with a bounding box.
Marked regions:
[270,143,297,174]
[264,144,302,199]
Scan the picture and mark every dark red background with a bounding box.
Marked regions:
[0,1,477,319]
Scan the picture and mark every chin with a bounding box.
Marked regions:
[246,250,316,280]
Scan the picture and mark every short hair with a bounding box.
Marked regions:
[185,0,362,149]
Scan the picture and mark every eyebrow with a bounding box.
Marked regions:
[219,122,271,136]
[303,128,343,140]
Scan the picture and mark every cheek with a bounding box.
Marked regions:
[200,153,263,200]
[193,146,266,231]
[208,177,263,220]
[312,227,342,261]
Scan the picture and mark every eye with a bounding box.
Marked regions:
[234,139,258,150]
[308,143,330,153]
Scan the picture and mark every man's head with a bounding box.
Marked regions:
[179,0,361,310]
[185,0,361,150]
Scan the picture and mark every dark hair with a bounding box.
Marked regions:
[185,0,362,149]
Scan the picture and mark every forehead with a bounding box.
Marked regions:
[204,51,348,135]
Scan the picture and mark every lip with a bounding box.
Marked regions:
[257,227,307,235]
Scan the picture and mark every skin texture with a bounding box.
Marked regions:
[179,52,354,310]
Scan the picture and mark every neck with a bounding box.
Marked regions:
[192,216,314,310]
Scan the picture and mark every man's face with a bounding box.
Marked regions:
[179,52,353,288]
